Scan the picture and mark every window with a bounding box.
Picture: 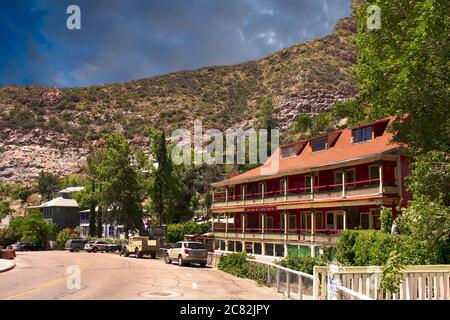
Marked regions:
[369,165,380,180]
[336,213,345,230]
[254,243,262,255]
[315,211,324,230]
[312,139,327,152]
[326,212,334,229]
[265,243,274,256]
[353,126,373,143]
[360,213,370,229]
[334,171,343,185]
[302,212,312,229]
[266,216,274,229]
[371,209,381,230]
[288,215,297,229]
[185,243,206,249]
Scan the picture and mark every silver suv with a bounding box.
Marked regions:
[164,241,208,267]
[84,240,109,253]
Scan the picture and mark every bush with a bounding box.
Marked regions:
[55,229,72,250]
[380,207,393,233]
[277,254,325,274]
[335,230,359,265]
[218,252,250,278]
[353,231,395,266]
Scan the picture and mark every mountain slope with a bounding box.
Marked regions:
[0,15,357,183]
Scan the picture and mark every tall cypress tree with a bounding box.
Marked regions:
[88,179,97,237]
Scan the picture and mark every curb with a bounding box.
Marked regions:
[0,261,16,273]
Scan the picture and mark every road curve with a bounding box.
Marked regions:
[0,251,284,300]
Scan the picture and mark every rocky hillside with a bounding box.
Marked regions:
[0,13,357,183]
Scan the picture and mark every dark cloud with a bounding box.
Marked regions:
[0,0,351,87]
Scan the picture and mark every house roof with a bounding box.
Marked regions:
[59,186,84,194]
[213,117,402,187]
[27,197,79,209]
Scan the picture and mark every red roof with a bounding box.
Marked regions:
[213,117,402,187]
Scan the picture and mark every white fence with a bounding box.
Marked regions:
[313,265,450,300]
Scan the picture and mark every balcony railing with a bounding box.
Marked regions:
[213,227,343,235]
[213,178,385,204]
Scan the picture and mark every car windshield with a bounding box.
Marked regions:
[184,243,206,249]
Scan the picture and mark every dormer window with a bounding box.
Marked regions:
[353,126,373,143]
[311,139,326,152]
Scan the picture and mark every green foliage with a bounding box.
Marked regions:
[396,195,450,260]
[381,250,404,293]
[380,207,393,234]
[8,210,57,247]
[335,230,359,266]
[0,228,21,247]
[218,252,251,278]
[97,133,147,234]
[352,231,395,266]
[350,0,450,152]
[335,230,444,267]
[0,200,13,219]
[166,221,211,243]
[55,228,79,250]
[36,171,61,201]
[290,114,313,134]
[277,254,325,274]
[406,151,450,206]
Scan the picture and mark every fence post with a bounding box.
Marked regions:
[276,268,280,293]
[298,275,303,300]
[287,272,291,298]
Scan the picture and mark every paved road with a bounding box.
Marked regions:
[0,251,284,300]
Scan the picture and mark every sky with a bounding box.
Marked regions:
[0,0,351,87]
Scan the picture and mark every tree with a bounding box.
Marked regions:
[290,114,313,134]
[380,207,394,234]
[97,133,146,235]
[341,0,450,153]
[147,128,187,224]
[9,210,57,247]
[36,171,61,201]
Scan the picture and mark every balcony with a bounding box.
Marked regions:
[212,179,398,208]
[213,227,342,244]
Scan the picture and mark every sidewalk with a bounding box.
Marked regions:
[0,258,16,273]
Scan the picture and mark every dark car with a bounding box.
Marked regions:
[65,239,88,252]
[8,242,41,251]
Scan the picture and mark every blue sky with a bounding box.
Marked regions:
[0,0,351,87]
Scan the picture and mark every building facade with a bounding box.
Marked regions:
[210,117,411,258]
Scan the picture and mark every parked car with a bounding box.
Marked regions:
[84,240,109,253]
[120,236,159,258]
[8,242,41,251]
[65,239,88,252]
[164,241,207,267]
[105,243,121,253]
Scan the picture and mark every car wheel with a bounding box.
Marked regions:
[200,263,207,268]
[150,252,156,259]
[70,249,74,252]
[164,253,171,264]
[75,247,80,253]
[135,248,140,258]
[92,247,98,253]
[178,255,184,266]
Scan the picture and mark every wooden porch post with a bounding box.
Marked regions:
[342,169,346,198]
[225,213,228,232]
[242,214,245,234]
[310,175,314,200]
[225,188,228,204]
[343,209,347,230]
[261,183,265,204]
[378,160,384,194]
